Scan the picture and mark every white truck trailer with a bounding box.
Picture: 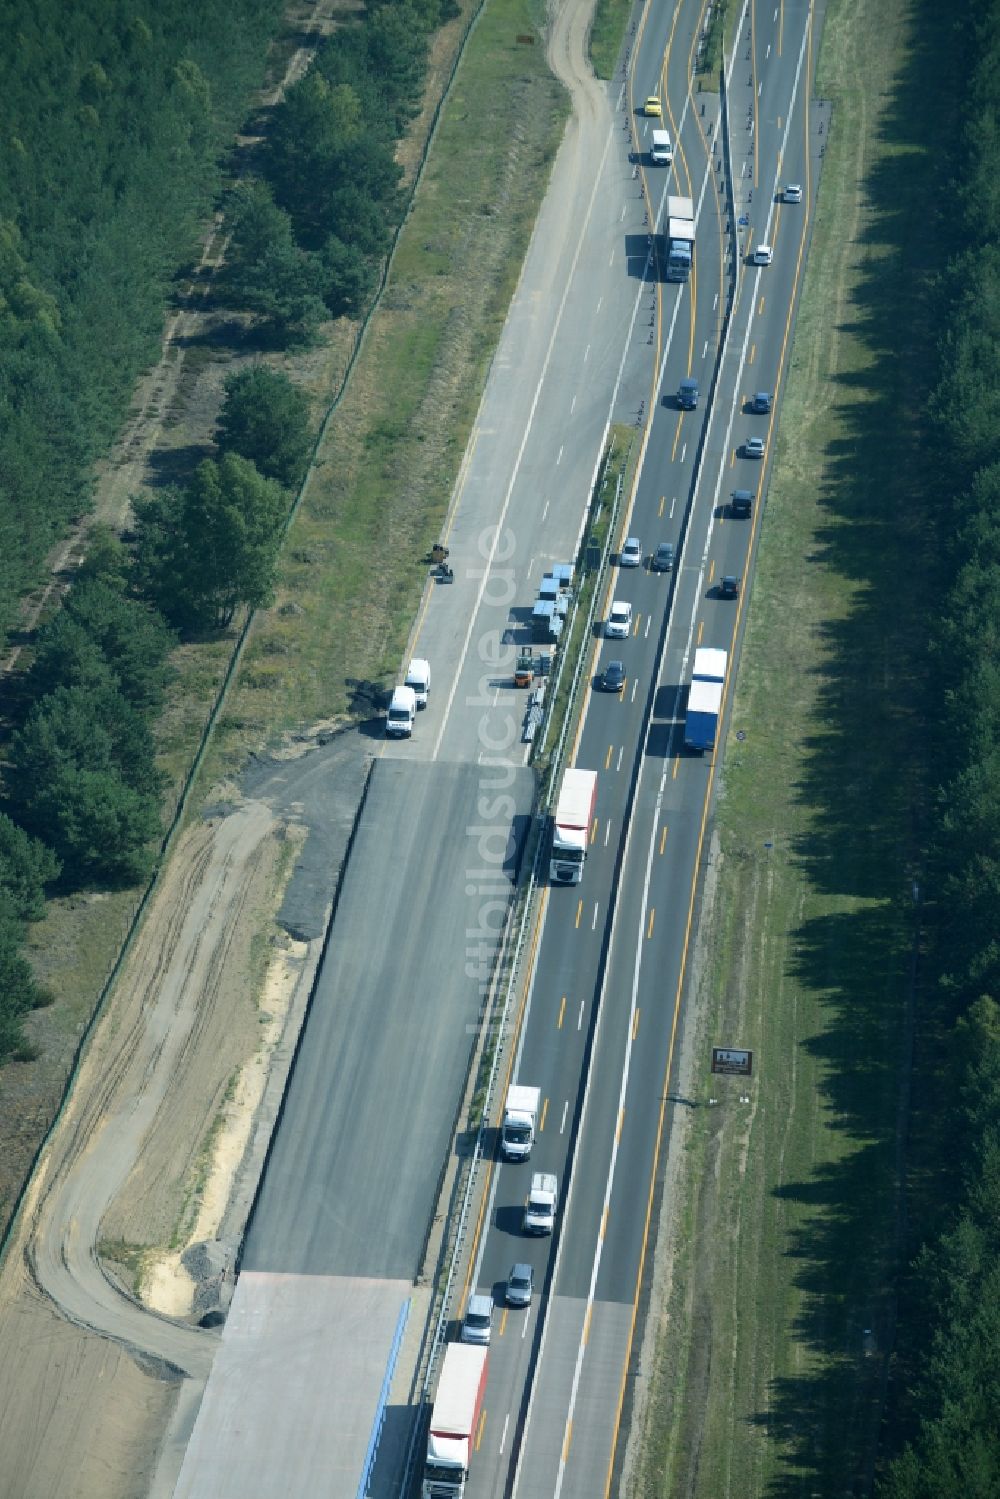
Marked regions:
[423,1343,488,1498]
[665,193,695,281]
[550,768,598,884]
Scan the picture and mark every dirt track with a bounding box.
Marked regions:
[0,802,278,1495]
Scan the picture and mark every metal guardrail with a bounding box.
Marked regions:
[399,813,548,1491]
[539,459,624,790]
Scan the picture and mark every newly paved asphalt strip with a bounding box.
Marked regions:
[243,758,533,1279]
[175,760,533,1497]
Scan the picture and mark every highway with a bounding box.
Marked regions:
[171,0,827,1493]
[414,1,827,1495]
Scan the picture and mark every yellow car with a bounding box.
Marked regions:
[644,95,662,118]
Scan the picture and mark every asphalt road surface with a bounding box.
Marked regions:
[242,759,533,1280]
[435,2,828,1495]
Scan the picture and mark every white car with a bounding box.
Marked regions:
[784,183,803,203]
[752,244,773,266]
[606,601,633,639]
[744,436,765,459]
[619,537,642,568]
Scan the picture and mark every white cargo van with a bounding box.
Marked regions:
[650,129,673,165]
[386,685,417,737]
[405,657,431,708]
[523,1172,558,1234]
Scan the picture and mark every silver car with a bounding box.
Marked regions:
[506,1264,534,1307]
[460,1293,493,1345]
[619,537,642,568]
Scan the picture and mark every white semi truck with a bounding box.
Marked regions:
[423,1343,488,1498]
[501,1085,540,1160]
[549,768,598,884]
[684,648,727,752]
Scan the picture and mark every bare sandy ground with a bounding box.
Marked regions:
[0,798,284,1496]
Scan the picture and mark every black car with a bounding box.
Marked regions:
[720,574,740,599]
[731,489,753,518]
[676,377,699,410]
[599,660,626,693]
[651,541,675,572]
[750,390,772,414]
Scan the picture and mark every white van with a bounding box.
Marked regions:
[651,129,673,165]
[404,657,431,708]
[386,685,417,737]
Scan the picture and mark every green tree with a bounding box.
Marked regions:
[217,366,313,488]
[135,454,286,631]
[22,765,160,885]
[226,181,327,343]
[267,73,364,240]
[76,523,130,588]
[30,578,174,711]
[0,814,61,920]
[326,183,392,260]
[9,681,161,804]
[317,234,375,319]
[0,890,49,1061]
[7,681,161,885]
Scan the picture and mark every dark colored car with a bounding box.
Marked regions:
[750,390,772,414]
[599,659,626,693]
[652,541,675,572]
[731,489,753,518]
[720,574,740,599]
[676,377,699,410]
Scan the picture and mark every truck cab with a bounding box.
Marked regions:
[502,1085,540,1159]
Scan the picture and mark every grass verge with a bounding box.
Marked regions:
[205,0,569,779]
[632,0,954,1492]
[590,0,633,80]
[694,0,729,84]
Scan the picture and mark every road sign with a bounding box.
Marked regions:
[711,1046,753,1076]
